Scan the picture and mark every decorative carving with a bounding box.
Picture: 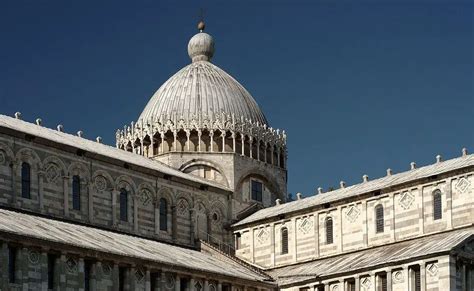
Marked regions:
[100,263,111,276]
[331,285,339,291]
[0,150,6,165]
[28,250,40,265]
[256,227,269,245]
[298,217,313,234]
[139,189,152,206]
[346,205,360,222]
[94,176,107,191]
[177,199,189,217]
[209,284,216,291]
[360,277,371,289]
[393,270,404,283]
[211,211,221,225]
[399,191,415,210]
[66,257,78,274]
[135,267,145,282]
[165,274,175,289]
[456,177,471,193]
[45,164,61,183]
[427,263,439,276]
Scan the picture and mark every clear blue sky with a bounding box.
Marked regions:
[1,1,473,197]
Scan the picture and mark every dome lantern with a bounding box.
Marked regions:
[188,21,215,63]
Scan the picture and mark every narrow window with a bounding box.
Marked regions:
[150,272,159,291]
[281,227,289,254]
[315,285,324,291]
[251,180,263,202]
[119,188,128,222]
[377,272,387,291]
[119,267,126,291]
[21,162,31,198]
[84,260,92,291]
[235,233,241,250]
[325,217,334,244]
[375,204,384,233]
[433,190,442,220]
[159,198,168,231]
[410,265,421,291]
[8,246,17,283]
[346,279,356,291]
[72,175,81,211]
[48,254,57,290]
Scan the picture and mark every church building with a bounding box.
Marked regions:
[0,21,472,291]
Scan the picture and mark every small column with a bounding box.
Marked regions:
[249,137,253,158]
[314,213,320,258]
[420,263,426,291]
[186,131,191,151]
[145,269,151,291]
[38,171,45,212]
[88,183,94,222]
[172,205,178,242]
[354,275,360,291]
[160,133,165,154]
[63,176,70,216]
[150,135,155,157]
[221,133,225,153]
[204,279,209,291]
[173,131,177,152]
[250,227,255,263]
[256,140,260,160]
[113,264,120,290]
[198,131,202,152]
[140,139,145,156]
[175,275,181,291]
[154,201,160,235]
[90,262,98,291]
[78,258,85,291]
[231,132,236,152]
[292,217,297,262]
[404,265,410,291]
[446,178,453,229]
[10,161,18,204]
[130,266,136,291]
[362,200,368,247]
[210,131,214,152]
[386,269,392,291]
[112,190,119,226]
[133,197,139,232]
[190,209,196,244]
[190,278,195,291]
[57,254,67,291]
[240,134,245,156]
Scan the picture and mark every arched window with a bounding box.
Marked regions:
[325,217,333,244]
[281,227,289,254]
[119,188,128,222]
[159,198,168,231]
[21,162,31,199]
[375,204,384,233]
[433,190,442,220]
[72,175,81,211]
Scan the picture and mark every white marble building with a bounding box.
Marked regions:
[0,21,472,291]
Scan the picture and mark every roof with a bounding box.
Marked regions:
[233,153,474,227]
[0,114,230,191]
[138,33,268,125]
[0,208,271,283]
[267,227,474,287]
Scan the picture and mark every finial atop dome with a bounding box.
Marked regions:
[197,20,205,32]
[188,21,215,63]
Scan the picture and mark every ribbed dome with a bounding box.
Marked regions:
[138,29,268,125]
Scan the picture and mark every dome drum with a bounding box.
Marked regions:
[116,113,287,169]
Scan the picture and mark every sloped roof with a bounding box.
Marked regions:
[0,114,230,191]
[233,153,474,227]
[0,208,271,283]
[267,227,474,287]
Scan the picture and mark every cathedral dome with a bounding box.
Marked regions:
[137,25,268,126]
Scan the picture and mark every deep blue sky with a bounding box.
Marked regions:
[1,1,473,197]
